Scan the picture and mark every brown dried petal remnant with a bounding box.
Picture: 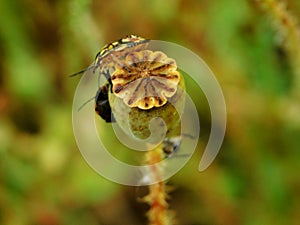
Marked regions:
[111,50,180,110]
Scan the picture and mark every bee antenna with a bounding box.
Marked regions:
[77,96,95,111]
[182,133,196,139]
[69,65,96,77]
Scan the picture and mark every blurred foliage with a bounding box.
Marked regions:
[0,0,300,225]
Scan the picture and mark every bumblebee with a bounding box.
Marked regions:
[94,83,115,123]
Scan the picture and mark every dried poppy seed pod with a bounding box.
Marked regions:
[111,50,180,110]
[109,50,185,140]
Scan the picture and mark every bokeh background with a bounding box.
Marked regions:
[1,0,300,224]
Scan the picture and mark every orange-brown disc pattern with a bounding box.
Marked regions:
[111,50,180,110]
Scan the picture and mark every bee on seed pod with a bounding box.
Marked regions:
[72,35,186,158]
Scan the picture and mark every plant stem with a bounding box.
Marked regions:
[255,0,300,123]
[143,145,173,225]
[255,0,300,96]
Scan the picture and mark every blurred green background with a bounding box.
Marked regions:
[1,0,300,224]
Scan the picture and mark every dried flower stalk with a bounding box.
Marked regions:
[255,0,300,96]
[143,144,174,225]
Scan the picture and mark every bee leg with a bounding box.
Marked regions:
[92,59,100,74]
[102,69,111,81]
